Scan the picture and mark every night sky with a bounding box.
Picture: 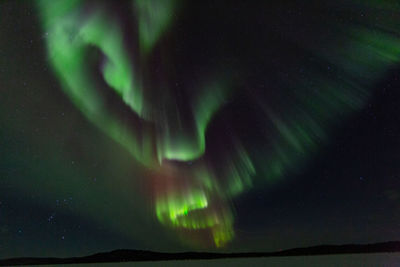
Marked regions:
[1,0,400,259]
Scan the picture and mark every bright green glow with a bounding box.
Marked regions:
[156,190,208,223]
[80,16,143,114]
[160,134,203,162]
[154,148,252,247]
[155,186,234,247]
[37,0,240,247]
[193,83,227,153]
[37,0,229,165]
[160,82,229,162]
[36,0,400,249]
[36,0,155,167]
[38,1,143,115]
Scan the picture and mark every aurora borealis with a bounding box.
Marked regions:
[2,0,400,258]
[35,0,252,247]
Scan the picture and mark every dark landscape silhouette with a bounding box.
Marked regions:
[1,241,400,265]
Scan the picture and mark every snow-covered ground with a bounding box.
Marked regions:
[90,253,400,267]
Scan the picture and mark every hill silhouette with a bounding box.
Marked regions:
[1,241,400,265]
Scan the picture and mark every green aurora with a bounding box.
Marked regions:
[32,0,400,248]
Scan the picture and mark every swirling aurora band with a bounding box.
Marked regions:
[36,0,400,248]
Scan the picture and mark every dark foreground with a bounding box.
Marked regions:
[1,241,400,266]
